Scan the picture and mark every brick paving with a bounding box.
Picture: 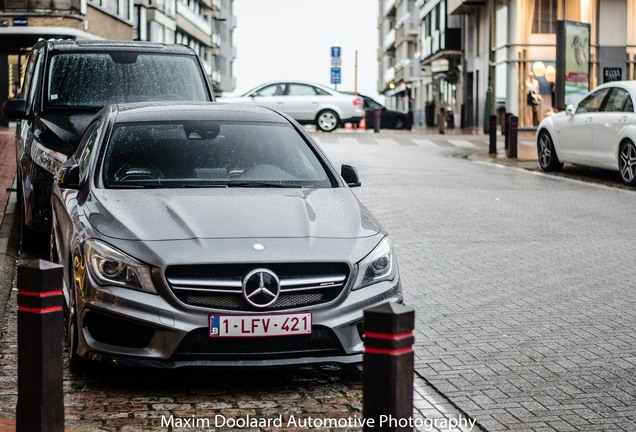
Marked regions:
[318,131,636,431]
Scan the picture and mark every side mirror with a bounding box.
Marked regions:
[341,164,361,188]
[56,165,81,189]
[2,99,27,120]
[565,104,575,116]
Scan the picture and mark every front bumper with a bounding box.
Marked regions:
[76,273,402,368]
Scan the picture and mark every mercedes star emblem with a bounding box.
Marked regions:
[242,268,280,308]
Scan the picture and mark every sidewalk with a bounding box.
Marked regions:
[0,127,18,333]
[0,127,19,432]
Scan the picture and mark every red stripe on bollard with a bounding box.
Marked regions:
[18,289,63,297]
[365,330,413,341]
[17,306,63,314]
[364,346,413,356]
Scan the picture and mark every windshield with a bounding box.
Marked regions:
[47,52,209,108]
[102,121,333,189]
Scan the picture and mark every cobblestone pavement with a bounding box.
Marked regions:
[316,130,636,431]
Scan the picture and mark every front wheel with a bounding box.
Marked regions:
[316,110,339,132]
[537,131,563,172]
[66,268,88,373]
[18,192,47,253]
[618,140,636,185]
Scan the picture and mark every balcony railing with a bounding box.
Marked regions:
[176,2,212,34]
[383,28,396,51]
[420,28,461,60]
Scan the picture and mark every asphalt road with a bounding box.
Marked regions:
[1,128,635,431]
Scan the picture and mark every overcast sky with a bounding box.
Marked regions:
[229,0,381,100]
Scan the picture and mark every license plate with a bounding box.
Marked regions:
[209,312,312,337]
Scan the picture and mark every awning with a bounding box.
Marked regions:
[0,26,103,53]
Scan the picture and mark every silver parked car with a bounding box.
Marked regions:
[537,80,636,184]
[218,81,365,132]
[51,102,402,369]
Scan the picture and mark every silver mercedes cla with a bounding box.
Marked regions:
[50,102,402,369]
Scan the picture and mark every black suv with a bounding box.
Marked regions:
[2,40,215,251]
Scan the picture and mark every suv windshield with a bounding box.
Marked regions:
[102,121,333,189]
[47,52,208,108]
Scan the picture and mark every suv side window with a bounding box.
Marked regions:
[21,48,42,114]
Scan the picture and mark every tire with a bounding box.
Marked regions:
[65,272,87,373]
[618,140,636,185]
[394,116,407,129]
[64,260,88,373]
[316,110,339,132]
[537,130,563,172]
[19,197,47,254]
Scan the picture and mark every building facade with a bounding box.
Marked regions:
[133,0,236,95]
[379,0,636,129]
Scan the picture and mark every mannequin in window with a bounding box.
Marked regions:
[526,72,542,126]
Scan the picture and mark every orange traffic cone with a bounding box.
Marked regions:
[359,117,366,130]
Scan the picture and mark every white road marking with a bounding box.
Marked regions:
[375,138,399,146]
[447,139,479,149]
[412,139,439,147]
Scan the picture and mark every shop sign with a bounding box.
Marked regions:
[12,17,28,26]
[603,67,622,83]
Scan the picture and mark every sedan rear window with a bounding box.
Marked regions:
[47,53,208,108]
[102,122,333,189]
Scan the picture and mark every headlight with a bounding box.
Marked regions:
[31,139,67,175]
[352,236,397,290]
[85,239,157,294]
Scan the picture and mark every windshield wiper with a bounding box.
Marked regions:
[109,182,229,189]
[227,181,303,188]
[50,105,100,111]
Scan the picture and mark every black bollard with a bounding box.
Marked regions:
[507,115,518,158]
[489,115,497,155]
[17,260,65,432]
[363,303,415,431]
[504,112,512,150]
[374,108,381,133]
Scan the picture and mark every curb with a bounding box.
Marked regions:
[0,179,19,340]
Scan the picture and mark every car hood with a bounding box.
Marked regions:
[85,187,382,241]
[36,110,99,155]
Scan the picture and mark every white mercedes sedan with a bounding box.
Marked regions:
[218,81,364,132]
[536,81,636,185]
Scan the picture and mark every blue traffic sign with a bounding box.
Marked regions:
[331,46,341,58]
[330,67,341,84]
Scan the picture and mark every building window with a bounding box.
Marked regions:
[533,0,557,33]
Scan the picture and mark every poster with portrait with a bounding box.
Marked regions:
[555,21,590,109]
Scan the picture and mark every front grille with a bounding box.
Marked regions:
[165,263,350,311]
[172,325,344,359]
